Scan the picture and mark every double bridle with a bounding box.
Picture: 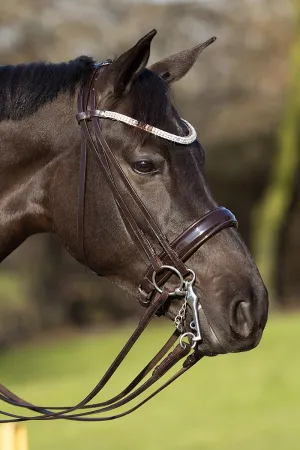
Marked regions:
[0,62,237,422]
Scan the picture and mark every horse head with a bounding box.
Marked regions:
[51,30,268,356]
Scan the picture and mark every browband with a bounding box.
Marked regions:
[77,110,197,145]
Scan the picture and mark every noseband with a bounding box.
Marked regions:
[0,62,237,422]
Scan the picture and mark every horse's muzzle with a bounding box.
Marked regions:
[187,287,268,356]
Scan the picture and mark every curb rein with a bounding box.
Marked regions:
[0,62,237,422]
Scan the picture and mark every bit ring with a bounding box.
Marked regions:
[180,332,197,349]
[152,265,185,296]
[152,266,195,297]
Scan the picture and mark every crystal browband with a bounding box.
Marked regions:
[76,109,197,145]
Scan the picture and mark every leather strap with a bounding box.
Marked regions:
[0,289,191,421]
[140,207,237,300]
[77,67,188,275]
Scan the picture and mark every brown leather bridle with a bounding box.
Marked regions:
[0,62,237,422]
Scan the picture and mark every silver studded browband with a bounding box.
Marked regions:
[87,109,197,145]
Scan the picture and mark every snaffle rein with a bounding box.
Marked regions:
[0,62,237,422]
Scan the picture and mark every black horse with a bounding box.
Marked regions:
[0,30,268,421]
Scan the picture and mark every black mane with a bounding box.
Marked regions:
[0,56,172,138]
[0,56,95,121]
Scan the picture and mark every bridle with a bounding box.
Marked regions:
[0,62,238,422]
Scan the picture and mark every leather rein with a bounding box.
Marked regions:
[0,62,237,422]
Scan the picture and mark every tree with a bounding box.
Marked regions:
[252,0,300,304]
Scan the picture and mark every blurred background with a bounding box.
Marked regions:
[0,0,299,449]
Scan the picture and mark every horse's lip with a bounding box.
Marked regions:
[181,289,233,356]
[167,292,239,356]
[192,306,229,356]
[168,287,264,356]
[187,303,264,356]
[166,293,229,356]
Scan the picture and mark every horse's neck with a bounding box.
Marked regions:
[0,95,78,261]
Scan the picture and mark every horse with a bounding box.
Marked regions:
[0,30,268,421]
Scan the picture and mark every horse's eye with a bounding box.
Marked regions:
[132,160,157,174]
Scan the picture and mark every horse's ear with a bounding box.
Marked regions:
[106,30,157,95]
[149,36,216,84]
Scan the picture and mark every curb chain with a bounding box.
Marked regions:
[174,298,187,333]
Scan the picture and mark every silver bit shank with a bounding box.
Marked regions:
[186,282,202,342]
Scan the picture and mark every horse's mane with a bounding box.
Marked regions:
[0,56,95,121]
[0,56,171,136]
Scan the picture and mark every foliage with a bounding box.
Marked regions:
[252,0,300,303]
[0,313,299,450]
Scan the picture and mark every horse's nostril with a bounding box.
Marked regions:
[230,300,254,339]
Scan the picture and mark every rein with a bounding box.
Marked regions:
[0,62,237,422]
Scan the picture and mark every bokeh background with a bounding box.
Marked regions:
[0,0,299,449]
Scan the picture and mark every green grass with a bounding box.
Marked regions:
[0,313,299,450]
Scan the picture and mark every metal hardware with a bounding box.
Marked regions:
[185,280,202,344]
[180,332,197,349]
[152,265,196,297]
[174,269,202,349]
[174,298,187,332]
[152,265,185,296]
